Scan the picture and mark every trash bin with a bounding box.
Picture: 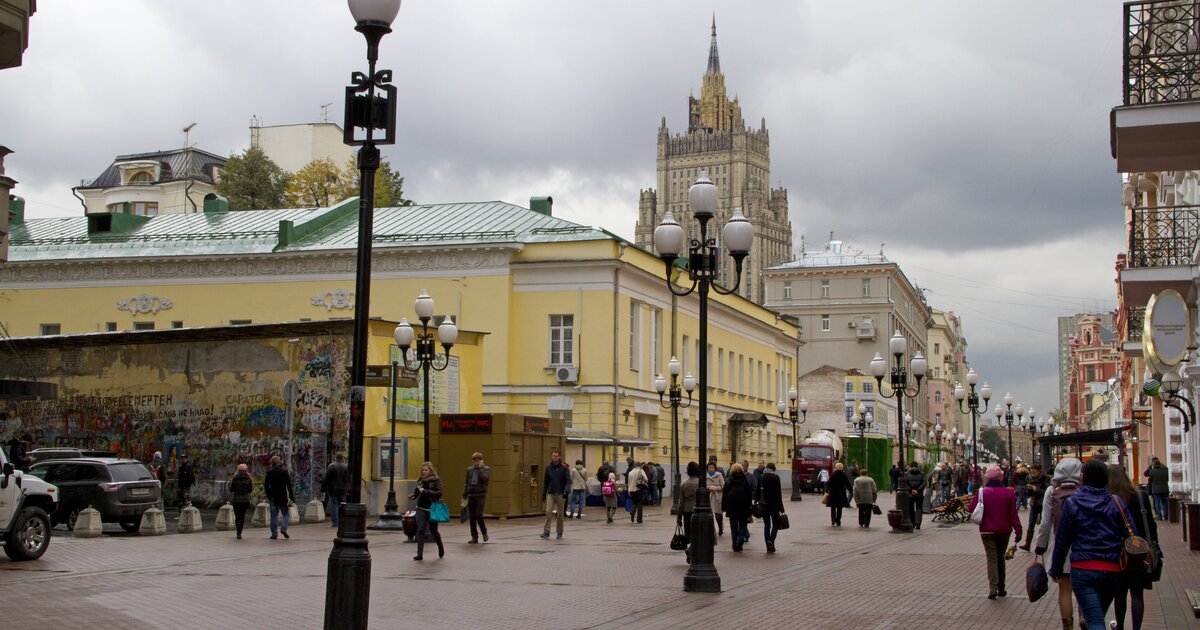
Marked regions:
[1169,496,1180,523]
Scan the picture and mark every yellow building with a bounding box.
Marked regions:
[1,195,799,507]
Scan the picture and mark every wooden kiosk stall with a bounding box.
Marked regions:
[431,413,566,519]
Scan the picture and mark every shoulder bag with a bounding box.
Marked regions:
[1135,493,1164,585]
[969,488,986,525]
[776,512,790,530]
[429,500,450,523]
[1114,496,1153,572]
[669,523,688,550]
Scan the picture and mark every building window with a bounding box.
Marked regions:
[845,406,854,421]
[934,342,941,355]
[230,319,251,326]
[821,315,830,332]
[629,302,641,371]
[845,381,853,393]
[105,322,117,332]
[934,391,942,403]
[39,323,61,336]
[129,171,153,185]
[821,280,830,298]
[718,349,725,389]
[651,308,662,376]
[934,367,941,379]
[133,322,154,330]
[549,314,574,365]
[862,279,871,296]
[550,409,573,429]
[107,201,159,216]
[863,382,874,394]
[682,334,690,375]
[637,414,653,439]
[172,321,184,328]
[783,281,792,300]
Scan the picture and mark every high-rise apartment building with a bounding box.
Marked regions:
[633,19,792,304]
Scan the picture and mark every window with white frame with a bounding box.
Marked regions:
[934,390,942,403]
[845,381,853,393]
[821,314,830,331]
[934,367,941,379]
[549,314,574,365]
[718,349,725,389]
[845,405,854,420]
[863,381,874,393]
[549,409,573,429]
[629,302,641,371]
[637,413,654,439]
[651,308,662,376]
[757,361,763,399]
[934,342,941,355]
[682,334,690,375]
[862,278,871,297]
[821,280,830,298]
[783,281,792,299]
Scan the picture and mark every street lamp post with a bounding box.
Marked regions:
[852,402,873,475]
[1161,371,1197,431]
[1019,407,1036,464]
[327,1,402,627]
[367,340,405,532]
[953,368,992,479]
[393,290,458,464]
[995,394,1022,474]
[870,331,927,533]
[656,357,696,516]
[777,389,806,501]
[653,171,753,593]
[928,422,945,464]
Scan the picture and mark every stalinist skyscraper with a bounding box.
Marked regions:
[634,19,792,305]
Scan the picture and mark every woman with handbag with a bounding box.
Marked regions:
[1108,464,1158,630]
[967,465,1022,600]
[1049,460,1129,630]
[721,463,753,552]
[678,462,700,562]
[1034,457,1084,630]
[706,461,726,536]
[411,461,445,561]
[853,468,878,528]
[825,462,853,527]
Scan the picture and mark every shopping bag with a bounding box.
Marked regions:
[624,495,634,513]
[429,501,450,523]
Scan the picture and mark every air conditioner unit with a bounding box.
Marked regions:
[847,321,857,328]
[555,365,579,383]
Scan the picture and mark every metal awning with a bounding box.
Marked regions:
[565,428,616,445]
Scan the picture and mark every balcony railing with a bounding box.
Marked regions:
[1124,1,1200,105]
[1128,204,1200,268]
[1128,306,1146,342]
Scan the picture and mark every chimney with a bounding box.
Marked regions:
[529,196,553,216]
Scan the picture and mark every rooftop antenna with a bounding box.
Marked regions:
[320,102,334,124]
[182,122,197,149]
[880,242,886,255]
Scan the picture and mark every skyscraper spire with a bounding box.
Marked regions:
[707,15,721,75]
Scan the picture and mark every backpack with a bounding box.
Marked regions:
[602,481,615,496]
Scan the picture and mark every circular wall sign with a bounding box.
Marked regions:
[1143,289,1191,369]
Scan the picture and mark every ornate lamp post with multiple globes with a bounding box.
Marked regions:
[953,368,992,476]
[852,402,873,473]
[654,171,754,593]
[994,393,1022,471]
[392,290,458,463]
[327,0,402,628]
[777,388,806,501]
[656,356,696,516]
[870,332,926,533]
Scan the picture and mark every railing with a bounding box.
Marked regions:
[1127,204,1200,268]
[1124,1,1200,105]
[1128,306,1146,342]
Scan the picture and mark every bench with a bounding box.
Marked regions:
[1186,589,1200,618]
[931,494,972,523]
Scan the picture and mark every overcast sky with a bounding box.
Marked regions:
[2,1,1125,423]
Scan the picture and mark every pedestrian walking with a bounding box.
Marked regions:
[756,463,784,553]
[968,465,1021,600]
[817,467,829,495]
[540,450,571,538]
[706,461,725,536]
[938,462,953,504]
[148,451,167,485]
[263,455,293,540]
[1034,458,1084,630]
[889,464,901,494]
[321,453,349,528]
[924,465,938,512]
[904,461,926,529]
[228,463,253,540]
[825,462,852,527]
[602,472,619,523]
[853,468,878,528]
[177,452,196,511]
[596,461,614,490]
[1013,463,1029,509]
[847,460,859,484]
[643,462,658,507]
[722,463,753,551]
[655,462,667,506]
[1019,463,1048,550]
[568,459,588,518]
[463,452,490,543]
[679,462,700,562]
[411,461,445,561]
[626,458,648,524]
[1144,457,1169,520]
[1109,464,1157,630]
[1049,460,1128,630]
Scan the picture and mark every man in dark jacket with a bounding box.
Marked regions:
[904,462,926,530]
[1018,463,1048,550]
[756,463,785,553]
[321,453,349,528]
[889,464,901,494]
[177,453,196,511]
[1145,457,1170,520]
[463,451,491,543]
[540,450,571,539]
[7,434,32,471]
[655,462,667,505]
[263,455,294,540]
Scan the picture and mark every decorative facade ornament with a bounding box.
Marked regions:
[312,289,355,311]
[117,294,173,314]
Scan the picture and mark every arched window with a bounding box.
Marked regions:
[129,171,153,185]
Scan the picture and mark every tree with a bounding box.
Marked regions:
[341,158,412,207]
[979,428,1008,463]
[285,158,356,208]
[215,146,290,210]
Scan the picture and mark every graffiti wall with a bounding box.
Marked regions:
[0,331,350,506]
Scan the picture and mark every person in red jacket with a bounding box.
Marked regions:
[968,465,1022,600]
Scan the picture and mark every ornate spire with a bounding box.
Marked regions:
[706,15,720,75]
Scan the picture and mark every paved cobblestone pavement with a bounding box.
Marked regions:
[2,496,1196,629]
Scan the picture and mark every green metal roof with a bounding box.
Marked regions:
[7,199,609,262]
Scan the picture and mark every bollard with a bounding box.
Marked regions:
[1170,496,1181,523]
[74,506,104,538]
[1187,503,1200,552]
[140,507,167,536]
[215,502,235,531]
[288,503,300,524]
[304,498,326,523]
[178,505,203,533]
[251,501,269,528]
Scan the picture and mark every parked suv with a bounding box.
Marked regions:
[26,458,160,532]
[0,448,58,560]
[28,448,118,464]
